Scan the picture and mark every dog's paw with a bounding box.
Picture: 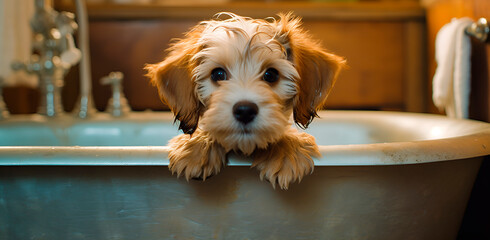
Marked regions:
[252,129,319,190]
[168,130,227,181]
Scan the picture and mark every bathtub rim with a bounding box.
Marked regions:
[0,133,488,167]
[0,110,489,166]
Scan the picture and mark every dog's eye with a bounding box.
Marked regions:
[263,68,279,83]
[211,68,227,81]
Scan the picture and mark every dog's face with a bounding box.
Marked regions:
[146,13,344,155]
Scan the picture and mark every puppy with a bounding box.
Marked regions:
[145,13,344,189]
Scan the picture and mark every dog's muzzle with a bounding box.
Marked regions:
[233,100,258,125]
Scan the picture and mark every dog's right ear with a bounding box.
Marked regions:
[145,26,204,134]
[275,13,345,129]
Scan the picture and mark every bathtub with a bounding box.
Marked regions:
[0,111,489,240]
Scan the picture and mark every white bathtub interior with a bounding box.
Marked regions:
[0,111,487,147]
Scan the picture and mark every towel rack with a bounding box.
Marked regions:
[465,18,489,43]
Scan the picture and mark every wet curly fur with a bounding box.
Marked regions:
[146,12,344,189]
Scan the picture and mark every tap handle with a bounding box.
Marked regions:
[100,72,130,117]
[57,11,81,68]
[56,11,78,36]
[100,71,124,86]
[60,34,81,68]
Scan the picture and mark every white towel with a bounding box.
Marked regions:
[0,0,37,87]
[432,17,474,119]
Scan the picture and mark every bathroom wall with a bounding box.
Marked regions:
[4,0,427,114]
[8,1,488,119]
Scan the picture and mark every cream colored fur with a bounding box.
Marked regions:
[146,12,344,189]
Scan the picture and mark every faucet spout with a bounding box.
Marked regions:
[73,0,96,118]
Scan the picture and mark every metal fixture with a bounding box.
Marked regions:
[100,72,131,117]
[73,0,96,118]
[11,0,80,117]
[465,17,489,43]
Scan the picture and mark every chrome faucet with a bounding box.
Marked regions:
[10,0,127,119]
[11,0,80,117]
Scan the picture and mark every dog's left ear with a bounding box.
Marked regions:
[276,13,345,129]
[145,26,204,134]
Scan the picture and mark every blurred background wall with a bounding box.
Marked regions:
[5,0,429,115]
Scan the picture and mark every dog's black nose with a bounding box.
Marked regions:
[233,101,258,124]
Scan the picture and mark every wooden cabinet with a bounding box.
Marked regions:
[7,1,426,113]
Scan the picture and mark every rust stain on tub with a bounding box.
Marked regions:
[380,142,456,165]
